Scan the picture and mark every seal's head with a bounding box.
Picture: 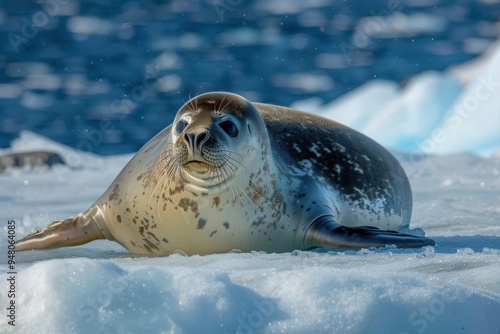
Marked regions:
[169,92,272,194]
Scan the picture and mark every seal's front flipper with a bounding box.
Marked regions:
[16,213,110,251]
[303,216,435,250]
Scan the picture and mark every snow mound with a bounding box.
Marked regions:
[294,38,500,156]
[1,251,500,334]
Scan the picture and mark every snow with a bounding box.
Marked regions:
[1,39,500,334]
[4,251,500,334]
[1,131,499,333]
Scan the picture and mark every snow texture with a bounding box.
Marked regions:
[0,130,499,334]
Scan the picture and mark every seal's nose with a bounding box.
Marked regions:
[184,130,210,152]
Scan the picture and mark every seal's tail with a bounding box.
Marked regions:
[16,213,108,251]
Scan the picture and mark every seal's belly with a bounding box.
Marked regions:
[102,191,295,255]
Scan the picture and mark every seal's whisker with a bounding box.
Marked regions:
[214,167,227,194]
[221,154,247,175]
[147,165,168,211]
[155,171,171,227]
[218,163,238,201]
[216,148,244,170]
[215,94,226,114]
[156,148,174,172]
[233,171,276,207]
[227,177,251,211]
[212,153,274,209]
[221,149,244,159]
[206,158,232,194]
[222,153,282,205]
[185,91,200,113]
[229,171,277,216]
[170,164,180,181]
[163,153,181,184]
[220,96,234,115]
[217,159,241,196]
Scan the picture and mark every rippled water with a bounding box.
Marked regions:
[1,0,499,154]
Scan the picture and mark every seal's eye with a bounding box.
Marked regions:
[175,120,188,134]
[219,121,238,137]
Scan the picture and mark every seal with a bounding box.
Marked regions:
[0,151,64,172]
[16,92,435,255]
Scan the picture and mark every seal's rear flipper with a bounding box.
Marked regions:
[16,214,109,251]
[303,216,435,250]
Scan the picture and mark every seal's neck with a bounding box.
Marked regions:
[183,142,283,212]
[233,142,284,216]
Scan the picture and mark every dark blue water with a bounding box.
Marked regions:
[1,0,499,155]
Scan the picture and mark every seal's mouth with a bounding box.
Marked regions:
[180,158,235,192]
[183,160,214,172]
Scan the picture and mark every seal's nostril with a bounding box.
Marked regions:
[184,131,210,151]
[184,133,195,150]
[195,132,208,148]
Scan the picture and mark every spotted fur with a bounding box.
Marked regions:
[16,92,434,254]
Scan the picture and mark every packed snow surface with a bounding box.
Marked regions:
[0,128,499,334]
